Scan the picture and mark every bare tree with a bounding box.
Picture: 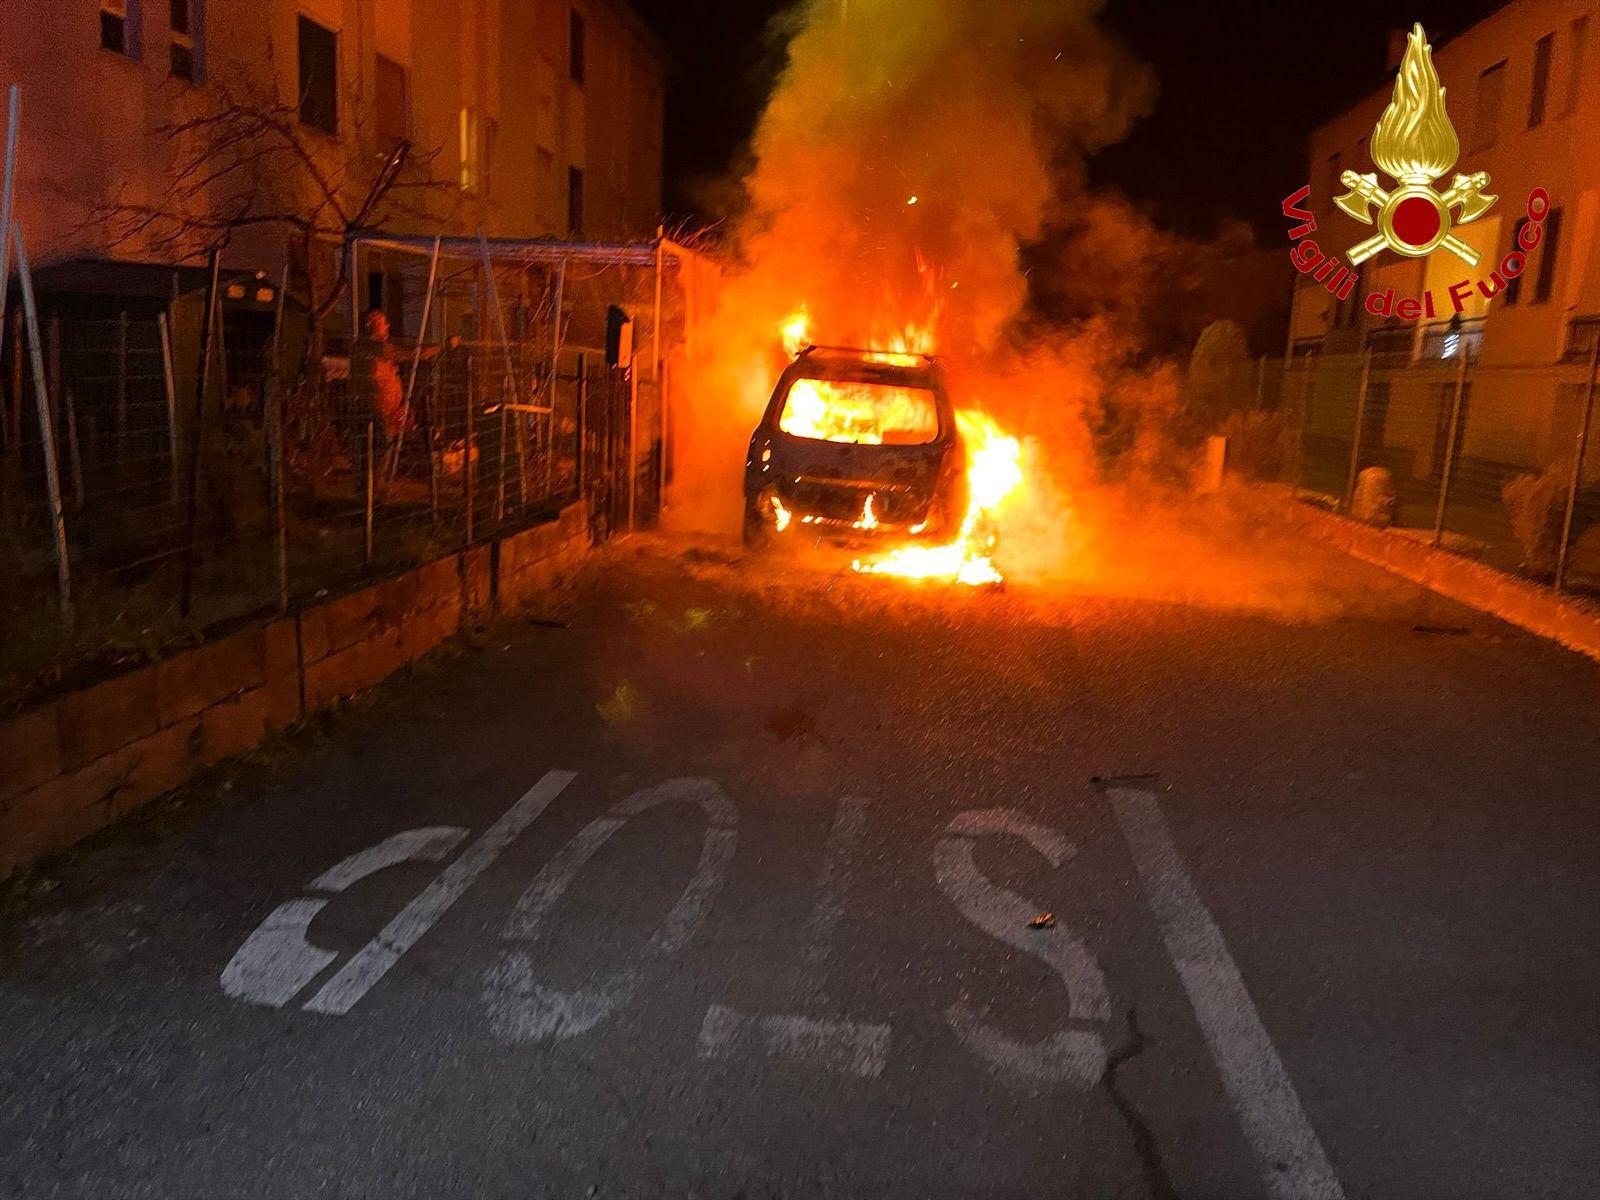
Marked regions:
[94,71,456,333]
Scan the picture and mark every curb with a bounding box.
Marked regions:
[1252,486,1600,663]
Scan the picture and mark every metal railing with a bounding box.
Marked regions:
[1264,343,1600,594]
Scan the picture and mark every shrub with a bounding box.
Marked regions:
[1501,461,1569,577]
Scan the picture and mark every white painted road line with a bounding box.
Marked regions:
[799,796,868,981]
[1108,787,1345,1200]
[303,769,578,1016]
[934,807,1110,1088]
[698,1004,891,1078]
[222,826,469,1009]
[695,796,889,1076]
[486,778,738,1042]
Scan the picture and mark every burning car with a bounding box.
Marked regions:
[743,345,969,548]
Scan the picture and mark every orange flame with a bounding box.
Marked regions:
[852,410,1024,586]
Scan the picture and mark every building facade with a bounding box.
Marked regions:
[1290,0,1600,485]
[0,0,666,280]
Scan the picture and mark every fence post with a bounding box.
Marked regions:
[179,249,222,618]
[267,265,290,613]
[0,86,19,360]
[1344,347,1373,511]
[364,419,375,568]
[1555,337,1600,591]
[157,311,180,503]
[463,352,474,546]
[1289,357,1308,502]
[1432,345,1472,547]
[13,222,72,621]
[116,309,128,463]
[265,371,289,612]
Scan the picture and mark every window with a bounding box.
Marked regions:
[569,9,586,85]
[459,108,483,192]
[168,0,203,82]
[567,166,585,235]
[1534,207,1563,303]
[100,0,141,58]
[1566,16,1590,116]
[1505,218,1529,306]
[1471,60,1506,151]
[375,54,409,147]
[779,378,939,445]
[297,15,338,135]
[1529,33,1553,127]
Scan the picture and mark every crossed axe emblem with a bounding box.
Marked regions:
[1335,169,1497,267]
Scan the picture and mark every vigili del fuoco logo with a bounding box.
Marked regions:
[1281,23,1552,322]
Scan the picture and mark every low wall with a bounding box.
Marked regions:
[0,502,591,880]
[1259,489,1600,662]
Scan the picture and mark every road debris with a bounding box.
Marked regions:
[1029,912,1056,929]
[595,681,642,724]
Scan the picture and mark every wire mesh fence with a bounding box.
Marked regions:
[0,234,717,717]
[1257,338,1600,596]
[0,299,641,714]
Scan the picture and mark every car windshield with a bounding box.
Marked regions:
[778,376,940,445]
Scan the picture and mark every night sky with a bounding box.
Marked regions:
[629,0,1506,241]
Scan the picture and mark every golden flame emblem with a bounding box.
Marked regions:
[1335,24,1496,266]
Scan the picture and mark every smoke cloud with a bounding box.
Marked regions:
[669,0,1320,618]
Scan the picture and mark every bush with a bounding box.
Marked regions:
[1501,461,1569,576]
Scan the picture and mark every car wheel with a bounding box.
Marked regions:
[742,499,770,549]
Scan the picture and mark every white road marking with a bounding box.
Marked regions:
[799,796,868,982]
[221,826,468,1008]
[308,826,469,893]
[1108,787,1345,1200]
[697,1004,890,1078]
[934,807,1110,1089]
[221,898,336,1007]
[696,796,889,1077]
[302,769,577,1015]
[485,777,738,1041]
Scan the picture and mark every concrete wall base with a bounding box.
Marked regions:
[0,502,591,880]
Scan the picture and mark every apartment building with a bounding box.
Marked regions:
[0,0,665,282]
[1289,0,1600,484]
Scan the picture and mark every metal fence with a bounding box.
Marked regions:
[1261,339,1600,595]
[0,294,640,713]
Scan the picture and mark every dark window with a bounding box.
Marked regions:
[298,15,338,135]
[167,0,201,80]
[569,9,586,85]
[567,166,585,236]
[366,271,385,314]
[1472,60,1506,151]
[101,1,140,57]
[1534,207,1563,303]
[1567,16,1590,116]
[1530,33,1554,127]
[375,54,410,147]
[101,10,126,54]
[1505,218,1529,305]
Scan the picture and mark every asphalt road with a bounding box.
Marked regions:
[1,517,1596,1199]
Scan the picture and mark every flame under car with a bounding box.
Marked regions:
[743,346,967,547]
